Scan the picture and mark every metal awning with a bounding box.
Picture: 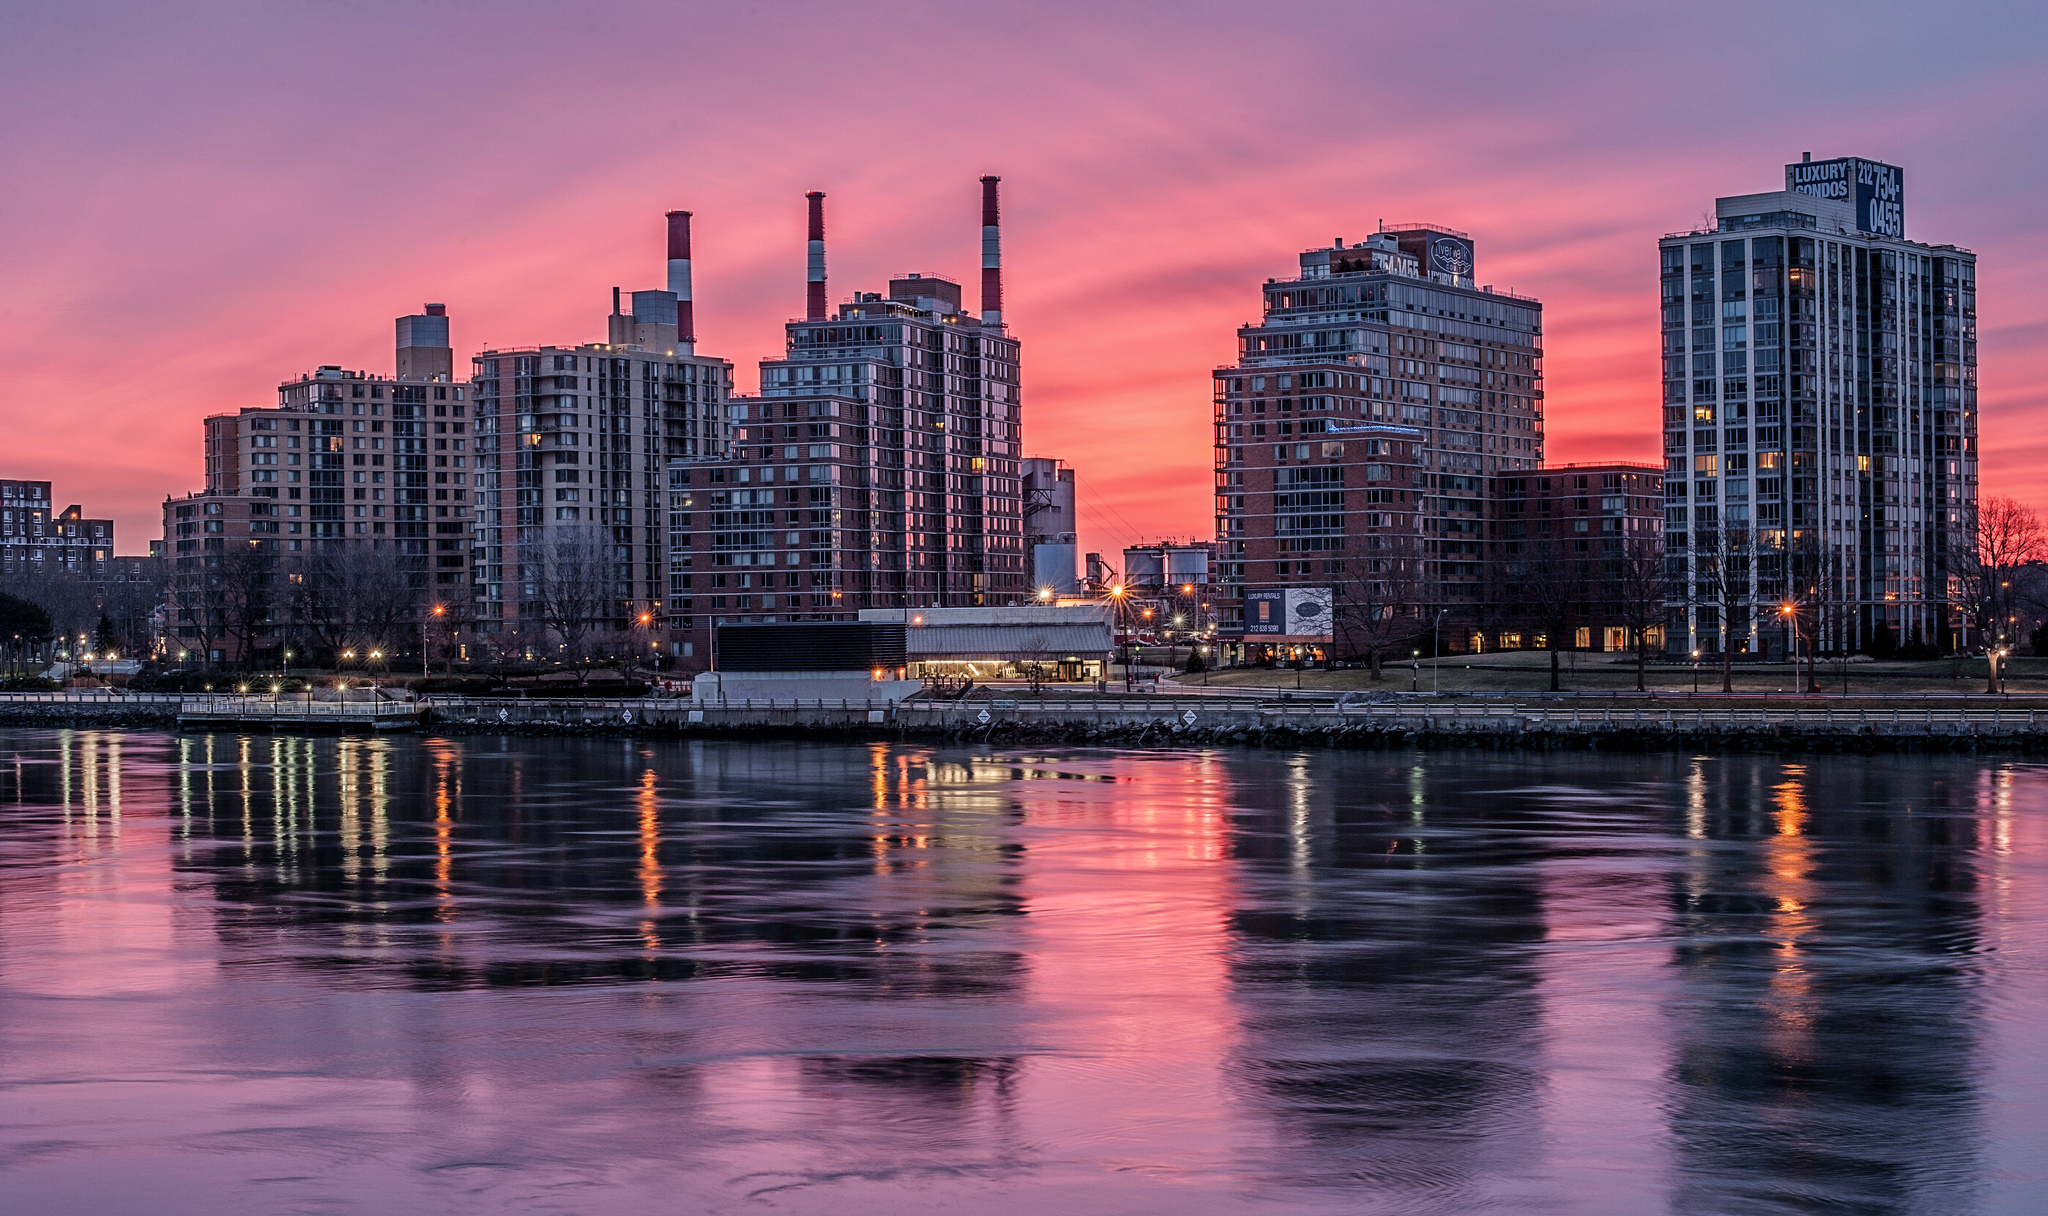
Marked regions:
[905,623,1112,660]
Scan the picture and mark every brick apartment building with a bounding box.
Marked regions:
[1493,462,1665,653]
[1212,226,1544,658]
[163,306,475,665]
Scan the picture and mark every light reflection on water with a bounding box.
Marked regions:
[1,730,2045,1214]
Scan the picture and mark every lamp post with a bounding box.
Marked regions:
[1432,608,1447,695]
[1691,648,1701,696]
[423,605,445,680]
[1109,584,1131,692]
[1780,603,1798,694]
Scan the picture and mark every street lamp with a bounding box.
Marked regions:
[1779,602,1798,691]
[1691,648,1701,696]
[1432,608,1447,695]
[423,605,445,679]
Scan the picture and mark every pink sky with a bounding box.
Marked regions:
[2,1,2044,560]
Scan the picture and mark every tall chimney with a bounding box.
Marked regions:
[805,191,827,321]
[666,209,694,352]
[979,176,1003,326]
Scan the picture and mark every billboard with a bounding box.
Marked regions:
[1784,157,1904,238]
[1427,233,1475,286]
[1243,587,1334,639]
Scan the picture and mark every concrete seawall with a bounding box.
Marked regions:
[426,697,2048,753]
[8,694,2048,753]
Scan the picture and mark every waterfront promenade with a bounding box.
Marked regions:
[9,686,2048,751]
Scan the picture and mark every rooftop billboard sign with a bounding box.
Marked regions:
[1784,157,1904,238]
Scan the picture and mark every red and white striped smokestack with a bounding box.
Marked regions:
[979,176,1003,327]
[665,210,695,351]
[805,192,828,320]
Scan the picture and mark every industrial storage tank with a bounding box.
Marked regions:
[1163,546,1209,584]
[1121,547,1164,590]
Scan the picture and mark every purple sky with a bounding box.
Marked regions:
[2,0,2043,556]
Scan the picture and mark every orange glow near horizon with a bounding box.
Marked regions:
[2,7,2043,561]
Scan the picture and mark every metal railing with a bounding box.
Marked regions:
[10,691,2048,735]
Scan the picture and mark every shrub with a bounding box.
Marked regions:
[128,670,224,693]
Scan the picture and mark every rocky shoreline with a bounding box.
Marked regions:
[10,698,2045,755]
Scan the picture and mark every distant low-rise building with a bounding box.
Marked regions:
[1,480,117,579]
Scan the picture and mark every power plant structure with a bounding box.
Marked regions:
[660,178,1036,666]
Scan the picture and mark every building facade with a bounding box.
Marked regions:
[163,306,477,665]
[663,181,1026,667]
[1659,155,1975,655]
[1493,462,1665,653]
[471,211,734,651]
[1213,226,1544,653]
[2,480,116,580]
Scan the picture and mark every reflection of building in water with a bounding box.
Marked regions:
[0,732,144,927]
[165,737,1026,1000]
[1660,756,1985,1212]
[1218,752,1549,1193]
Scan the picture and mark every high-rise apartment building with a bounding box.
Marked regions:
[163,306,474,665]
[1213,227,1544,650]
[470,210,735,646]
[662,181,1026,663]
[1658,155,1974,655]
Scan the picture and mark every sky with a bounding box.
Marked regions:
[2,0,2044,561]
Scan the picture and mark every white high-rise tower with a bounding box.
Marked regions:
[1658,155,1977,657]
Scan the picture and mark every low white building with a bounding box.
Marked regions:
[858,605,1113,682]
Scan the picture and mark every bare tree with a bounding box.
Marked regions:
[1692,522,1754,693]
[1768,530,1834,695]
[214,539,281,673]
[0,592,54,677]
[1331,531,1428,680]
[1951,495,2044,654]
[1496,534,1586,692]
[295,542,423,661]
[1605,533,1670,693]
[0,567,99,653]
[92,566,166,656]
[530,524,622,682]
[165,554,226,669]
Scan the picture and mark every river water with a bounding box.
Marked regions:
[1,730,2044,1214]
